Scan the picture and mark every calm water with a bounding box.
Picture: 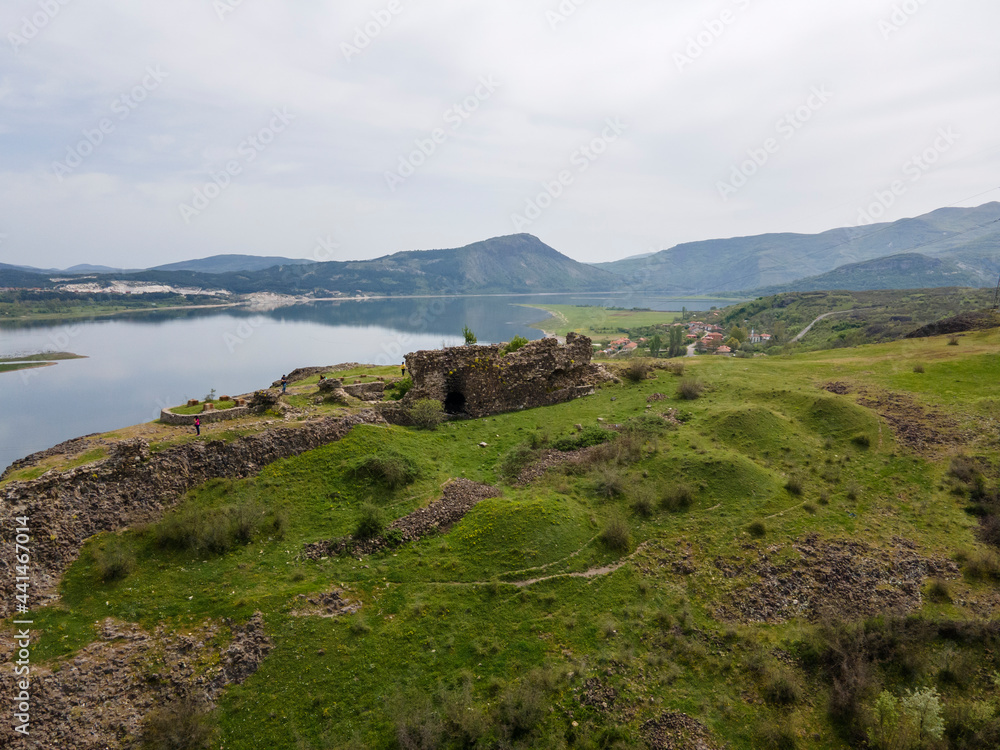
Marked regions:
[0,294,725,472]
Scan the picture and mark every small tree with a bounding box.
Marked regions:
[648,334,662,357]
[502,335,529,354]
[462,326,477,345]
[409,399,445,429]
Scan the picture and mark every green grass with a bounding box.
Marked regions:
[16,327,1000,749]
[170,400,238,415]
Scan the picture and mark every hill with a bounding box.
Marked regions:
[749,253,992,295]
[100,234,621,296]
[150,254,316,274]
[4,333,1000,748]
[597,202,1000,293]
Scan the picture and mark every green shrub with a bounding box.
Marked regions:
[913,363,925,373]
[925,578,952,604]
[152,500,282,556]
[93,537,135,583]
[662,483,695,512]
[948,335,960,346]
[409,399,445,429]
[748,521,767,539]
[552,426,613,452]
[763,670,801,706]
[592,466,627,500]
[630,486,655,518]
[867,688,944,749]
[498,444,538,481]
[354,502,386,540]
[140,698,215,750]
[385,377,413,401]
[502,335,529,354]
[852,433,872,449]
[463,326,477,345]
[677,379,705,400]
[349,451,419,489]
[599,512,631,552]
[963,548,1000,581]
[624,358,652,383]
[785,477,804,495]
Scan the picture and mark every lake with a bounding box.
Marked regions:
[0,294,726,472]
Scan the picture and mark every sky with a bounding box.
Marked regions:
[1,0,999,270]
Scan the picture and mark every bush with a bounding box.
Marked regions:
[748,521,767,539]
[948,335,960,346]
[913,363,925,373]
[590,432,644,465]
[354,502,386,540]
[463,326,477,345]
[600,512,630,552]
[552,426,613,452]
[630,486,655,518]
[409,399,445,429]
[677,379,705,400]
[963,548,1000,581]
[153,500,283,556]
[350,451,419,489]
[785,477,804,495]
[93,537,135,582]
[763,671,801,706]
[624,358,652,383]
[498,444,538,481]
[662,483,695,512]
[926,578,952,604]
[866,688,944,749]
[591,466,627,500]
[385,377,413,401]
[664,361,685,377]
[502,335,529,354]
[851,433,872,449]
[140,698,215,750]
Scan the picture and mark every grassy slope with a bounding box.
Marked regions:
[17,331,1000,748]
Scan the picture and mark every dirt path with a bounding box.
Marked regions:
[507,542,649,587]
[791,307,876,343]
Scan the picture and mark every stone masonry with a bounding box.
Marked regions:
[403,333,611,418]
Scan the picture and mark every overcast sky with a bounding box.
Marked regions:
[1,0,998,269]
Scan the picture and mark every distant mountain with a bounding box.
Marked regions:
[105,234,620,296]
[150,255,316,274]
[748,253,992,295]
[597,202,1000,294]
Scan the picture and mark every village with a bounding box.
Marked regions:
[598,319,773,358]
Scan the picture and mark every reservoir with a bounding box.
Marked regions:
[0,294,726,472]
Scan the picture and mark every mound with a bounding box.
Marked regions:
[905,308,1000,338]
[710,406,796,454]
[797,394,878,441]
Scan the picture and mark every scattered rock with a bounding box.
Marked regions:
[642,712,724,750]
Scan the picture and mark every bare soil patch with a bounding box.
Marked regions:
[856,388,962,453]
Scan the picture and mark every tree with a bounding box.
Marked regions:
[729,325,747,343]
[667,325,685,358]
[772,320,786,344]
[648,334,662,357]
[462,326,477,345]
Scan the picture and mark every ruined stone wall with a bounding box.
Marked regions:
[158,406,251,426]
[0,411,386,619]
[403,333,610,418]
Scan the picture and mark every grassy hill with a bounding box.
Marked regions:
[14,328,1000,749]
[597,203,1000,294]
[150,255,315,274]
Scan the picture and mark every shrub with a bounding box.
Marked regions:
[664,361,685,377]
[152,499,282,556]
[591,466,627,500]
[350,451,419,489]
[677,379,704,400]
[963,548,1000,581]
[498,444,537,481]
[552,426,613,452]
[851,434,872,449]
[803,503,817,514]
[409,399,445,430]
[354,502,386,540]
[785,477,804,495]
[93,537,135,583]
[463,326,477,345]
[926,579,952,604]
[140,698,215,750]
[948,334,960,346]
[599,512,631,552]
[662,483,695,512]
[590,432,644,465]
[866,688,944,749]
[913,363,925,373]
[622,413,672,437]
[624,358,652,383]
[763,670,802,707]
[630,486,656,518]
[385,377,413,401]
[948,454,983,485]
[748,521,767,539]
[502,335,529,354]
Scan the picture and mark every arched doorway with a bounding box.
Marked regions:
[444,391,467,415]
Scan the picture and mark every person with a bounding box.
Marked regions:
[400,363,406,377]
[281,375,288,394]
[194,416,201,436]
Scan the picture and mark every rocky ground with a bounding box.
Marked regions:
[0,613,270,750]
[641,712,725,750]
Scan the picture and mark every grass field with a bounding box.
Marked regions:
[524,304,685,340]
[15,328,1000,748]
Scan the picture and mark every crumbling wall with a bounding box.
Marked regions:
[403,333,610,418]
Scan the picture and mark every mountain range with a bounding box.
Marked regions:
[2,203,998,296]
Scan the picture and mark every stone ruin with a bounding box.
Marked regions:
[403,332,612,418]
